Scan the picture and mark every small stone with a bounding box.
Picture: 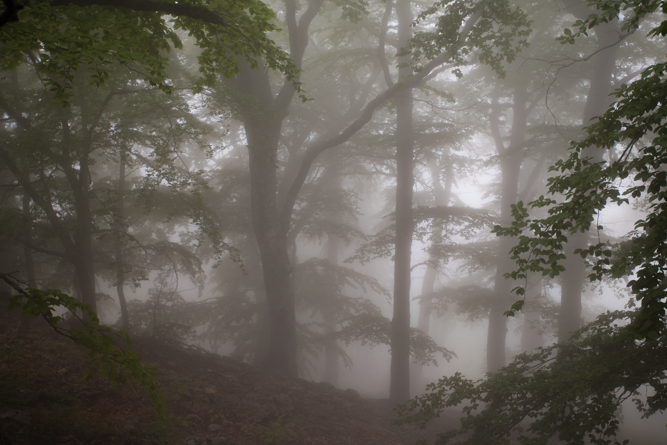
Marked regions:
[57,367,68,375]
[208,423,222,432]
[204,387,217,394]
[208,437,228,445]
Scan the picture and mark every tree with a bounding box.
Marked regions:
[398,1,667,443]
[223,0,530,378]
[0,0,299,100]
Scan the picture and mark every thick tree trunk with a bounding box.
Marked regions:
[390,0,414,403]
[487,80,527,373]
[72,155,97,314]
[558,19,620,343]
[246,113,298,377]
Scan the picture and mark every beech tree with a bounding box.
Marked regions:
[219,0,530,378]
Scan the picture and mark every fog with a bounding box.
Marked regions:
[1,0,666,443]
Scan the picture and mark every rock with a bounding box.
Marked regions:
[208,423,222,432]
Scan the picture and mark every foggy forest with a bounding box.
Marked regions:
[1,0,667,444]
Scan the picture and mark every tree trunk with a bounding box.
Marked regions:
[323,159,344,386]
[412,151,451,391]
[520,277,545,353]
[70,149,97,314]
[487,80,527,373]
[21,193,35,288]
[246,111,298,377]
[558,19,620,343]
[323,229,341,386]
[114,142,129,332]
[390,0,414,403]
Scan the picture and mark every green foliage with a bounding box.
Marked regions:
[558,0,666,44]
[1,274,166,420]
[0,0,300,103]
[397,2,667,443]
[407,0,532,77]
[492,4,667,338]
[398,1,667,443]
[396,310,666,445]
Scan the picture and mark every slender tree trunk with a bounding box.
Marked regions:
[323,159,344,386]
[323,228,341,386]
[558,19,620,343]
[390,0,414,403]
[21,193,35,288]
[114,142,129,332]
[487,80,527,373]
[412,151,451,391]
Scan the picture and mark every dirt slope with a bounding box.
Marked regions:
[0,310,445,445]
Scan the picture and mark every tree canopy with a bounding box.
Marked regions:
[0,0,300,101]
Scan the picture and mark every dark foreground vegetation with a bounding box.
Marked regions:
[0,306,441,445]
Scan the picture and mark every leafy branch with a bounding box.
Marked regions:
[1,273,166,420]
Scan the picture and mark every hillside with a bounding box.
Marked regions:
[0,308,448,445]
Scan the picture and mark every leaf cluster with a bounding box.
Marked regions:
[0,0,300,103]
[407,0,532,77]
[396,309,667,445]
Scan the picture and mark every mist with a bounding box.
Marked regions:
[1,0,666,444]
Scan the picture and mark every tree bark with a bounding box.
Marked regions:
[246,111,298,376]
[412,151,451,391]
[21,193,35,288]
[322,158,344,386]
[114,141,129,332]
[558,17,620,343]
[390,0,414,403]
[323,227,341,386]
[487,80,527,373]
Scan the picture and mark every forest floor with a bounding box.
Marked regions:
[0,308,459,445]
